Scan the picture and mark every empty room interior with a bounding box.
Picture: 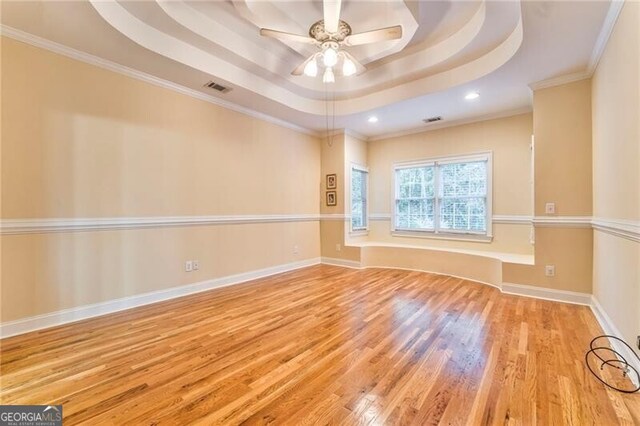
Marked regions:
[1,0,639,424]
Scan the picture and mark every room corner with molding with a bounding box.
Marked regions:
[1,0,639,422]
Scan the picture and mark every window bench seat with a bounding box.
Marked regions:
[344,242,534,289]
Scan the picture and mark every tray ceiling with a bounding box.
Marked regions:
[0,1,614,138]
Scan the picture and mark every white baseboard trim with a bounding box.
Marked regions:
[501,282,592,305]
[590,296,640,387]
[0,257,321,339]
[320,257,362,268]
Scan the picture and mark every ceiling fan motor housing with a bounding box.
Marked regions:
[309,19,352,42]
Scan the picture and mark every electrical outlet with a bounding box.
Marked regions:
[336,243,341,252]
[545,202,556,214]
[545,265,555,277]
[185,260,193,272]
[293,245,299,255]
[192,260,199,271]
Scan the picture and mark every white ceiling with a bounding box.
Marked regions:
[0,1,614,139]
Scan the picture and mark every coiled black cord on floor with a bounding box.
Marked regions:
[585,335,640,393]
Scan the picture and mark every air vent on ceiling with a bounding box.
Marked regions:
[423,116,443,124]
[204,81,231,93]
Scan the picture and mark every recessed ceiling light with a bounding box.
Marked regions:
[465,92,480,100]
[368,116,378,123]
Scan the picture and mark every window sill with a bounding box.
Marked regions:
[350,229,369,237]
[391,230,493,243]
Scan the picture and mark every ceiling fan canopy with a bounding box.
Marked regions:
[259,0,402,82]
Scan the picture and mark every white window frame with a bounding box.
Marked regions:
[350,163,369,234]
[391,152,493,242]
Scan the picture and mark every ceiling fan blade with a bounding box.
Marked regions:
[291,54,316,76]
[343,25,403,46]
[323,0,342,33]
[342,51,366,75]
[260,28,316,44]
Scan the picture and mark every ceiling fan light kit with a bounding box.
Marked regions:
[322,44,339,67]
[342,55,357,77]
[260,0,402,83]
[303,57,319,77]
[323,67,335,84]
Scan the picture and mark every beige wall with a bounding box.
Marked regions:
[1,37,322,322]
[1,38,320,218]
[503,80,595,293]
[2,223,320,321]
[591,2,640,354]
[361,246,503,288]
[319,132,363,261]
[533,79,593,216]
[366,113,534,255]
[505,79,595,293]
[503,227,593,293]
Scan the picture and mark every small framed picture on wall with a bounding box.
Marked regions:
[326,174,337,189]
[326,191,337,206]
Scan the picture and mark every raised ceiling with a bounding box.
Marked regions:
[0,1,615,138]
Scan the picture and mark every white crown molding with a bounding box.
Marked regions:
[0,214,323,235]
[502,282,592,306]
[344,129,369,142]
[592,217,640,243]
[528,71,592,91]
[591,295,640,387]
[528,0,625,92]
[532,216,592,228]
[368,107,532,142]
[588,0,625,74]
[0,25,318,138]
[321,129,370,143]
[0,257,321,338]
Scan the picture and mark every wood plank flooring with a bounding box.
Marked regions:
[1,265,638,424]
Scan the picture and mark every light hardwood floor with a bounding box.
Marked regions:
[1,265,638,424]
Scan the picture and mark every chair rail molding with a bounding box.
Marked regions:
[0,214,323,235]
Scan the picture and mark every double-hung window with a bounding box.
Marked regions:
[350,165,369,232]
[393,152,492,238]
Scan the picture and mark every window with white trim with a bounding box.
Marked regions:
[393,153,492,236]
[351,165,368,232]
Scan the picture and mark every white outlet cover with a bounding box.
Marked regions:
[336,244,341,252]
[193,260,199,270]
[185,260,193,272]
[545,202,556,214]
[545,265,555,276]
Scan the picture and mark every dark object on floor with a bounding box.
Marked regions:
[585,335,640,393]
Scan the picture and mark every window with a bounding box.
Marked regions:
[393,153,492,238]
[350,165,368,232]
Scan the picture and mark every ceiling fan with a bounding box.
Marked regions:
[259,0,402,83]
